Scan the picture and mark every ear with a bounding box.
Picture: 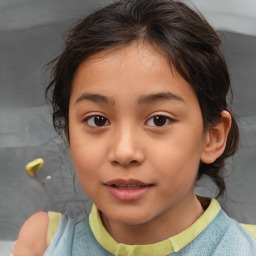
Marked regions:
[200,110,232,164]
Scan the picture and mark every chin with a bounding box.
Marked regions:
[108,209,154,226]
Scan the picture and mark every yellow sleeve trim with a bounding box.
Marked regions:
[47,211,62,246]
[89,197,221,256]
[241,223,256,239]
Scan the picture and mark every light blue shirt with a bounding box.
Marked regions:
[45,207,256,255]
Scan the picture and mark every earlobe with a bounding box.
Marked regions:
[200,110,232,164]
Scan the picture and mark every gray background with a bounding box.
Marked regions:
[0,0,255,252]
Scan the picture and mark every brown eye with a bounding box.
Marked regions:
[146,115,172,127]
[85,115,110,127]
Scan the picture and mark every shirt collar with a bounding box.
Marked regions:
[89,196,221,256]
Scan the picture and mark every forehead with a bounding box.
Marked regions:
[74,42,169,80]
[70,41,197,106]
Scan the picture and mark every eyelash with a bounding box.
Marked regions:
[82,115,110,127]
[82,114,174,128]
[146,115,173,127]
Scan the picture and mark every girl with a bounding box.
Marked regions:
[14,0,256,255]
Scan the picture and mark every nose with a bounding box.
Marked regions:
[107,125,145,167]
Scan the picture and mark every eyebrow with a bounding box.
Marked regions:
[75,92,184,105]
[137,92,184,104]
[75,93,115,105]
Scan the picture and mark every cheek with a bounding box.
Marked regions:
[71,143,102,172]
[69,130,107,185]
[150,146,200,203]
[70,141,104,199]
[148,129,203,184]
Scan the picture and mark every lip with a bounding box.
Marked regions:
[104,179,153,202]
[105,179,149,186]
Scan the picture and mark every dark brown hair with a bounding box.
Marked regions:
[46,0,239,197]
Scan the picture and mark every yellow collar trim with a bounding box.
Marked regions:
[89,197,221,256]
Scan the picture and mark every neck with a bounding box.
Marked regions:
[101,194,204,245]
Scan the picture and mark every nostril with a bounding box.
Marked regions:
[112,159,138,167]
[108,145,145,167]
[113,160,120,166]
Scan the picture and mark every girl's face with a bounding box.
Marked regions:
[69,42,207,236]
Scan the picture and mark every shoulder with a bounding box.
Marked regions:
[215,211,256,254]
[241,223,256,239]
[14,211,49,256]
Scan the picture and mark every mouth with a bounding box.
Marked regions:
[104,179,153,201]
[104,179,153,188]
[110,184,151,189]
